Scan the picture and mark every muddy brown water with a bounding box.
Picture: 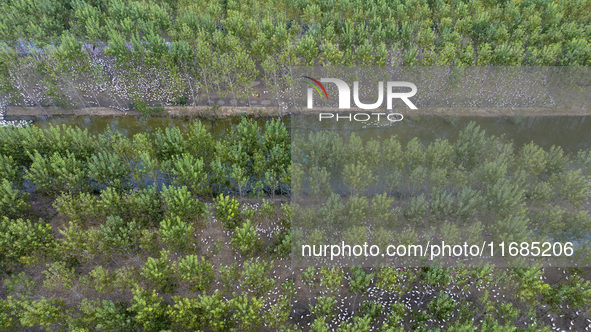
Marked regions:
[4,115,591,152]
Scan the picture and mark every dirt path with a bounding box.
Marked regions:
[5,105,591,118]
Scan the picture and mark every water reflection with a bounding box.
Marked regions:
[5,115,591,153]
[293,115,591,153]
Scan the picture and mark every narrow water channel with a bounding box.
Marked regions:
[6,115,591,153]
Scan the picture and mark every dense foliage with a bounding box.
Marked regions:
[0,118,590,330]
[1,0,591,109]
[292,121,591,268]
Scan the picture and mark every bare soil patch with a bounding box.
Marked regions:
[6,105,591,119]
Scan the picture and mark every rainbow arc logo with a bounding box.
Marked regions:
[302,76,328,100]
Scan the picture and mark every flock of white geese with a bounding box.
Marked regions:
[0,105,32,128]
